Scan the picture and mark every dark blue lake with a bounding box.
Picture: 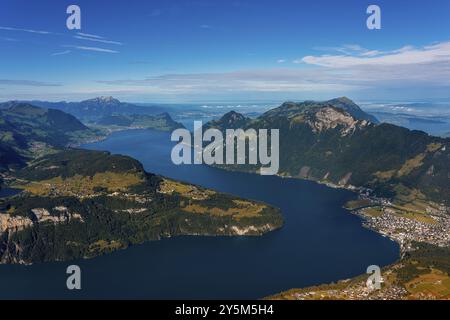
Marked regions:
[0,188,21,198]
[0,129,399,299]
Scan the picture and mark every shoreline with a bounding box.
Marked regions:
[211,166,449,274]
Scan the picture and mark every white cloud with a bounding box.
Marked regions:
[96,69,362,96]
[277,59,286,63]
[76,32,104,39]
[0,26,53,34]
[302,41,450,68]
[63,45,119,54]
[0,26,123,55]
[313,44,381,56]
[74,36,123,45]
[0,79,62,87]
[359,50,383,57]
[51,50,71,56]
[0,36,19,42]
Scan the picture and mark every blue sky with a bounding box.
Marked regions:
[1,0,450,102]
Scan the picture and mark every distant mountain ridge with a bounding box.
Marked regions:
[96,112,184,131]
[0,103,97,170]
[1,97,168,121]
[0,101,184,171]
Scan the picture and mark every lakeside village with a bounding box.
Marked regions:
[274,170,449,253]
[345,186,449,254]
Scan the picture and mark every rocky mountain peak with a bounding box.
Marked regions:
[203,111,252,131]
[83,96,121,105]
[311,106,359,133]
[222,111,246,123]
[326,97,379,123]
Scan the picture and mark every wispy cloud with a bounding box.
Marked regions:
[301,42,450,68]
[0,26,122,55]
[277,59,286,63]
[74,32,123,45]
[0,26,53,35]
[0,79,62,87]
[63,45,119,54]
[312,44,384,57]
[200,24,212,29]
[51,50,71,56]
[74,35,123,45]
[76,32,104,39]
[70,32,123,51]
[0,36,19,42]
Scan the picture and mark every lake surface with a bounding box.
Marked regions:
[0,129,399,299]
[0,188,21,198]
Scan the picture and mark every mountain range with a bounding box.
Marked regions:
[1,97,168,122]
[0,98,186,171]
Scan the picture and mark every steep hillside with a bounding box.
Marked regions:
[205,98,449,206]
[0,103,98,169]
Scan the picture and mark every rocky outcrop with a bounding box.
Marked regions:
[0,206,84,235]
[32,207,84,224]
[230,224,276,236]
[0,214,33,233]
[309,107,368,136]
